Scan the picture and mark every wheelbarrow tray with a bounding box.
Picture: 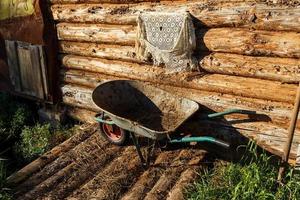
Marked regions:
[92,80,199,140]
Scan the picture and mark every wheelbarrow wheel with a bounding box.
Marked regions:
[98,115,129,146]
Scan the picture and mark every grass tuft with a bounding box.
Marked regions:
[187,142,300,200]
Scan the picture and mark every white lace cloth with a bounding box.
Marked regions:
[136,11,198,72]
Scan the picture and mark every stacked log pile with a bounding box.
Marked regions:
[49,0,300,162]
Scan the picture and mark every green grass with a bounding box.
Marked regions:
[0,93,32,144]
[187,142,300,200]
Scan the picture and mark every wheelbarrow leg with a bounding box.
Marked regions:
[146,139,156,166]
[130,132,147,167]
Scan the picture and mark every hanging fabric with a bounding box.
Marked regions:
[136,11,198,73]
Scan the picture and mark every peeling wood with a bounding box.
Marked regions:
[200,53,300,83]
[57,23,300,58]
[59,41,300,83]
[203,28,300,58]
[59,41,139,63]
[56,23,136,45]
[51,1,300,32]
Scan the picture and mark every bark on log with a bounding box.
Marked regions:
[61,55,297,104]
[56,23,136,45]
[60,70,297,128]
[59,83,300,161]
[59,41,139,63]
[200,53,300,83]
[59,41,300,82]
[203,28,300,58]
[57,23,300,58]
[51,1,300,32]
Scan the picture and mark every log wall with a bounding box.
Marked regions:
[49,0,300,161]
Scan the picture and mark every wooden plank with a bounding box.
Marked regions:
[61,55,297,104]
[29,45,45,99]
[38,46,49,99]
[50,2,300,32]
[5,40,21,91]
[17,43,36,97]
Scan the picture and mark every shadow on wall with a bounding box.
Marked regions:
[0,33,11,91]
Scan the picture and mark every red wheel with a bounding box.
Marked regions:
[98,115,128,145]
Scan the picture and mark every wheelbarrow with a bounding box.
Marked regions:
[92,80,246,166]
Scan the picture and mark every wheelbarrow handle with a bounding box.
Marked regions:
[169,136,230,149]
[95,113,115,125]
[207,109,247,119]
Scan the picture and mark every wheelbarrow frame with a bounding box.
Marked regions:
[95,108,246,166]
[93,80,249,166]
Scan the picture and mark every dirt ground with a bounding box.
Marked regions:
[12,125,214,200]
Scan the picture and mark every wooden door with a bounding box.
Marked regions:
[5,40,49,100]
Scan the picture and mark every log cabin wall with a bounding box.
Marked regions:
[49,0,300,161]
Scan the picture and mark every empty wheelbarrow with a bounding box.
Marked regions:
[92,80,246,165]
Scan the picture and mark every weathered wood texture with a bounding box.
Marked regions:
[200,53,300,83]
[59,41,300,82]
[50,0,300,160]
[61,55,297,104]
[59,41,138,63]
[60,82,300,161]
[57,23,136,45]
[57,24,300,59]
[51,1,300,32]
[203,28,300,58]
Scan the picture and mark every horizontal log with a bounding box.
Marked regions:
[61,55,297,104]
[200,53,300,83]
[56,23,136,45]
[60,83,299,161]
[58,41,139,63]
[57,23,300,58]
[59,41,300,82]
[7,123,97,185]
[51,1,300,32]
[203,28,300,58]
[61,69,297,128]
[65,106,97,123]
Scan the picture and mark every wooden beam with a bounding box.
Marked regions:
[57,23,300,58]
[51,2,300,32]
[61,55,297,104]
[59,41,300,82]
[203,28,300,58]
[200,53,300,83]
[58,41,139,63]
[56,23,136,45]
